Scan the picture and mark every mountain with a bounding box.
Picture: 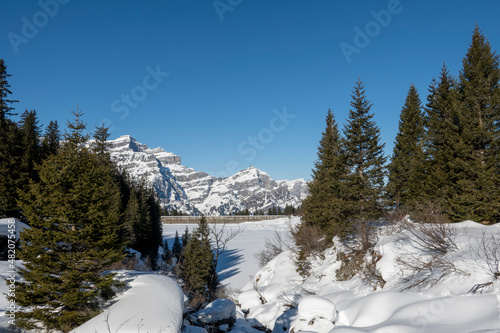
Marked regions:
[107,135,308,216]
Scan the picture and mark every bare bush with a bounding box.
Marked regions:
[254,231,287,267]
[292,223,329,276]
[396,220,466,290]
[360,250,386,289]
[409,200,451,224]
[468,230,500,293]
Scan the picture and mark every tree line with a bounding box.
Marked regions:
[0,59,163,331]
[302,26,499,245]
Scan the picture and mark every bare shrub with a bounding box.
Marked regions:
[292,223,329,276]
[409,200,451,224]
[396,220,466,290]
[336,219,383,283]
[360,250,386,289]
[254,231,287,267]
[468,230,500,293]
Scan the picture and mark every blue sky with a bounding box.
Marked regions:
[2,1,500,181]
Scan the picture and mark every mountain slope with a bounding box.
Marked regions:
[107,135,308,215]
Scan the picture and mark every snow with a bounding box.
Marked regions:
[71,271,184,333]
[2,218,500,333]
[163,217,298,290]
[193,298,236,324]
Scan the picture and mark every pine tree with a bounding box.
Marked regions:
[182,226,190,247]
[387,84,426,208]
[453,25,500,223]
[92,124,111,156]
[424,65,461,214]
[342,79,387,224]
[42,120,61,157]
[18,110,43,185]
[180,216,217,303]
[0,59,21,218]
[301,109,349,239]
[172,231,182,259]
[14,112,125,332]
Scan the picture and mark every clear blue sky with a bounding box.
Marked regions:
[2,0,500,181]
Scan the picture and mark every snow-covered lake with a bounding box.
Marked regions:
[162,217,298,290]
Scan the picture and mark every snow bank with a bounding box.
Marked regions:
[289,296,337,332]
[71,271,184,333]
[193,298,236,324]
[238,220,500,332]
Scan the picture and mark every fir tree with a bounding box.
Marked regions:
[18,110,43,185]
[42,120,61,157]
[0,59,21,218]
[453,25,500,223]
[14,112,125,332]
[182,226,190,247]
[387,84,426,208]
[342,79,387,224]
[301,109,348,239]
[172,231,182,259]
[180,216,217,303]
[424,65,461,213]
[92,124,111,156]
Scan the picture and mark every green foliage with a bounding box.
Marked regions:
[13,112,126,332]
[180,216,218,304]
[172,230,182,259]
[302,109,349,240]
[18,110,43,185]
[342,79,387,224]
[42,120,61,157]
[387,84,426,208]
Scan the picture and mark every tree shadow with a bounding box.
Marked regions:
[217,248,244,282]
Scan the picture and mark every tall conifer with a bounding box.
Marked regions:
[301,109,348,239]
[342,79,387,223]
[14,112,125,332]
[387,84,426,208]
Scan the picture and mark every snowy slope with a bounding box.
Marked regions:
[107,135,309,215]
[70,271,185,333]
[237,220,500,332]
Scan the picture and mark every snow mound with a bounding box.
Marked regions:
[193,298,236,324]
[290,296,337,332]
[71,271,184,333]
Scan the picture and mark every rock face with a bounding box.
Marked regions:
[107,135,309,216]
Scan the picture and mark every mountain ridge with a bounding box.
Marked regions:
[107,135,308,216]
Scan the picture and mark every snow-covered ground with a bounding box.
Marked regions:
[2,218,500,332]
[163,217,297,290]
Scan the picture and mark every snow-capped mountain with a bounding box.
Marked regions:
[107,135,308,216]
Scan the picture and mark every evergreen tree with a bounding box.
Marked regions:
[182,226,190,247]
[342,79,387,224]
[172,231,182,259]
[42,120,61,157]
[0,60,21,218]
[13,112,125,332]
[301,109,348,239]
[453,25,500,223]
[92,124,111,156]
[424,65,461,213]
[18,110,43,185]
[387,85,426,208]
[180,216,217,303]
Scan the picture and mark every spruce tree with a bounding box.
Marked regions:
[301,109,348,239]
[424,65,461,214]
[172,231,182,259]
[42,120,61,157]
[342,79,387,224]
[180,216,217,303]
[18,110,43,185]
[453,25,500,223]
[14,111,125,332]
[0,59,21,218]
[387,84,426,208]
[92,124,111,156]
